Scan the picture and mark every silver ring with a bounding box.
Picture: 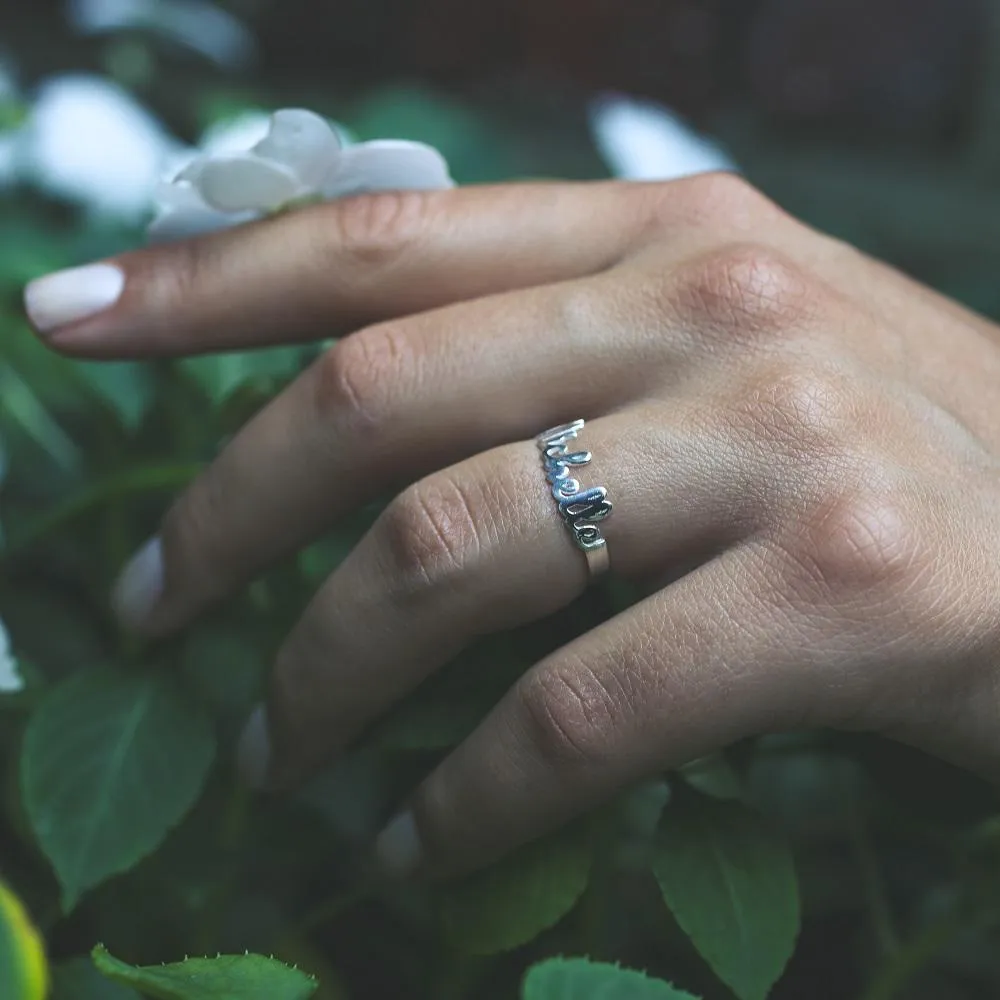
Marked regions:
[535,419,613,581]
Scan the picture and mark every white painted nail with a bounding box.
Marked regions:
[374,811,423,878]
[237,704,272,790]
[24,263,125,333]
[111,537,164,631]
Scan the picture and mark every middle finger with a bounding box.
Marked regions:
[114,273,668,635]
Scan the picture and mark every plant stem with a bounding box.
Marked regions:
[847,792,900,957]
[430,949,494,1000]
[293,880,379,937]
[190,785,255,954]
[858,908,967,1000]
[2,463,202,559]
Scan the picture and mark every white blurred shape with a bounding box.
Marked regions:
[0,618,23,694]
[21,74,185,219]
[589,93,735,181]
[67,0,144,29]
[67,0,256,69]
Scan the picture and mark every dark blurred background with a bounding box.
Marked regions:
[3,0,1000,319]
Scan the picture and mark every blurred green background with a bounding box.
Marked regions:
[3,3,1000,999]
[6,0,1000,310]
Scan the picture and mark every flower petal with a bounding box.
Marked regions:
[147,204,258,244]
[321,140,454,199]
[147,178,246,242]
[151,178,206,210]
[252,109,341,190]
[184,152,305,212]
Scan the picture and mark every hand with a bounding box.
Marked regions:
[24,175,1000,879]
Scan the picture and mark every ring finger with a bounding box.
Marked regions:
[245,404,766,788]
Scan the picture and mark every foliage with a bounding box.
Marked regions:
[91,945,317,1000]
[21,668,216,911]
[3,3,1000,999]
[0,878,48,1000]
[652,795,798,1000]
[522,958,700,1000]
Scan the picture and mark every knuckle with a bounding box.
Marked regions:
[380,475,485,593]
[672,242,819,346]
[331,189,432,267]
[313,322,414,431]
[515,664,620,768]
[668,172,775,227]
[549,279,605,340]
[736,365,857,460]
[786,481,935,610]
[144,238,206,319]
[632,174,776,247]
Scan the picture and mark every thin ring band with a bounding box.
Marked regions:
[535,419,613,581]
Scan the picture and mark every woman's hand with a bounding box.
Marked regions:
[24,175,1000,878]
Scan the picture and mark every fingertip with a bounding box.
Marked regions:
[373,810,424,879]
[111,537,164,632]
[24,262,126,336]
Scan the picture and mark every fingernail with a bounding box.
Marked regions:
[24,263,125,334]
[111,537,164,631]
[237,704,272,790]
[374,811,424,878]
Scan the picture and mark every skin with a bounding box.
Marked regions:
[26,175,1000,878]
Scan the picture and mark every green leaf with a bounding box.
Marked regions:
[0,220,69,288]
[652,797,800,1000]
[348,85,520,184]
[179,623,268,718]
[0,879,48,1000]
[92,945,318,1000]
[438,823,593,955]
[676,754,744,802]
[53,957,140,1000]
[371,633,533,752]
[21,667,217,911]
[0,364,81,473]
[73,361,156,431]
[522,958,700,1000]
[178,348,304,405]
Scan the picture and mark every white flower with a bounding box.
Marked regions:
[589,93,735,181]
[0,618,23,695]
[21,74,185,219]
[149,108,454,243]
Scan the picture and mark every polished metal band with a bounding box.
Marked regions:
[536,419,613,581]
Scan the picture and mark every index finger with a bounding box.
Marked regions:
[23,180,673,359]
